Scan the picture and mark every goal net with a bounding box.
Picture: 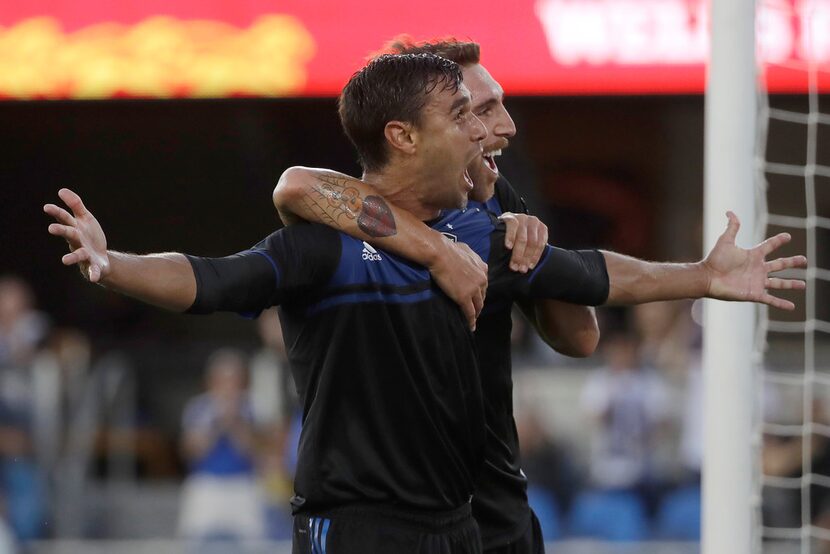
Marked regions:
[755,0,830,552]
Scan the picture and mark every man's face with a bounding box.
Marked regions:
[413,82,486,210]
[461,64,517,201]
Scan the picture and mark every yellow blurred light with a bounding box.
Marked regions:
[0,15,316,99]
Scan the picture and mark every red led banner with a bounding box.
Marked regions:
[0,0,827,99]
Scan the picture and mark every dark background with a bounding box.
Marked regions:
[3,94,823,433]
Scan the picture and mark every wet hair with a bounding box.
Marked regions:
[379,35,481,67]
[338,53,463,171]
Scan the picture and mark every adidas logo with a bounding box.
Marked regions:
[362,242,382,262]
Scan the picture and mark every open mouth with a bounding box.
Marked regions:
[482,149,502,175]
[463,170,474,191]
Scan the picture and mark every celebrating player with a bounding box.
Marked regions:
[44,53,619,553]
[271,38,808,554]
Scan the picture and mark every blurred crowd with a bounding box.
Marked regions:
[512,302,703,541]
[0,272,822,550]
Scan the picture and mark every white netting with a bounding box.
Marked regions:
[755,0,830,552]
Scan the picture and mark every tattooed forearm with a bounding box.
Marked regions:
[304,172,397,238]
[300,195,338,227]
[358,195,396,238]
[310,174,361,223]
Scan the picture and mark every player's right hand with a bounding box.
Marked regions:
[44,188,110,283]
[428,239,488,331]
[499,212,548,273]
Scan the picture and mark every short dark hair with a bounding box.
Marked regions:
[338,53,463,172]
[380,36,481,67]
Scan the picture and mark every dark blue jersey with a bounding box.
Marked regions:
[464,176,607,548]
[187,223,485,514]
[466,177,535,547]
[427,180,608,547]
[185,195,607,524]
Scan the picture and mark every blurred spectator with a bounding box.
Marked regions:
[763,398,830,540]
[0,397,46,543]
[0,517,15,554]
[571,317,671,540]
[675,363,703,476]
[580,325,671,493]
[634,301,695,376]
[516,407,580,539]
[250,309,295,539]
[0,276,49,372]
[250,309,296,430]
[0,277,49,472]
[516,409,580,512]
[178,348,265,543]
[635,301,703,480]
[29,328,91,473]
[655,305,703,540]
[0,277,48,543]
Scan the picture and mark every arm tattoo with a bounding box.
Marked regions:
[358,195,396,238]
[303,172,397,238]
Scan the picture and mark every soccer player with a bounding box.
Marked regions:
[271,40,808,554]
[44,53,616,554]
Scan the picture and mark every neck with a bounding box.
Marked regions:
[363,164,442,221]
[471,180,496,204]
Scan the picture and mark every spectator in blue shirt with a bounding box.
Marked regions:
[178,348,265,543]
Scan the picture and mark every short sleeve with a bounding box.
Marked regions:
[186,224,341,315]
[486,222,609,306]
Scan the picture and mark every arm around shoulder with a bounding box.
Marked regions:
[273,166,317,226]
[272,166,489,328]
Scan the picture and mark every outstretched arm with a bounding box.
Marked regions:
[44,188,196,311]
[521,211,805,314]
[604,211,806,309]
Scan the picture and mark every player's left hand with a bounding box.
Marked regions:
[703,211,807,310]
[499,213,548,273]
[44,188,110,283]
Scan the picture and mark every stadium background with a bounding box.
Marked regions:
[0,0,827,552]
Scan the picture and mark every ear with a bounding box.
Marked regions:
[384,120,417,156]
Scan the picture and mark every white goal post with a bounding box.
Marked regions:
[703,0,758,553]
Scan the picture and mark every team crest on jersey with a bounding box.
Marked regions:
[441,232,458,242]
[362,242,382,261]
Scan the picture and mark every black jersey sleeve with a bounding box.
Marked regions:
[488,223,609,306]
[185,224,341,315]
[523,246,609,305]
[493,176,529,215]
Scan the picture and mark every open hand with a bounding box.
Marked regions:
[44,188,110,283]
[704,211,807,310]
